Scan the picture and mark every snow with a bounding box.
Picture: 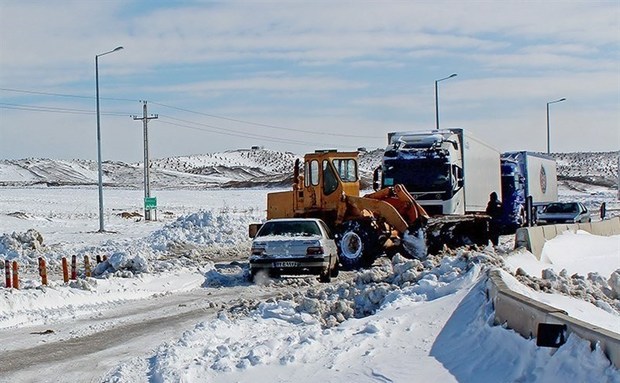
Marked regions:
[0,183,619,381]
[541,230,620,277]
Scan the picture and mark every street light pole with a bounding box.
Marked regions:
[546,97,566,154]
[95,46,123,232]
[435,73,457,131]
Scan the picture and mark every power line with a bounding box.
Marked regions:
[0,100,358,147]
[0,103,130,116]
[151,100,381,139]
[0,87,138,103]
[157,118,360,149]
[1,86,382,140]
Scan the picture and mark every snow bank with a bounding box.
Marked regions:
[540,230,620,278]
[0,208,262,278]
[106,249,619,382]
[504,230,620,317]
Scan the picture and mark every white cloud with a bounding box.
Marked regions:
[0,0,618,160]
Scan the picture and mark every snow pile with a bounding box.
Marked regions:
[540,230,619,277]
[148,208,261,259]
[276,251,487,328]
[0,229,45,262]
[0,207,262,280]
[93,251,151,277]
[107,250,487,382]
[514,267,620,314]
[106,247,619,382]
[504,230,620,316]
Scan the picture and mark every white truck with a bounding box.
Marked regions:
[375,128,501,252]
[381,128,502,215]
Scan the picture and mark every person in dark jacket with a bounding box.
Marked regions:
[486,191,502,246]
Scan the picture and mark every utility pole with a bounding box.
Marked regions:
[133,101,158,221]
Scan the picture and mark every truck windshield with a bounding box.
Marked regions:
[384,158,451,191]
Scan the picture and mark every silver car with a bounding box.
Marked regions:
[249,218,339,283]
[537,202,592,225]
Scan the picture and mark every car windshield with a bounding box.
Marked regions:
[544,203,578,214]
[257,221,321,237]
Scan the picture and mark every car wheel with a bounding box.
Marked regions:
[330,258,339,278]
[336,220,379,270]
[319,270,332,283]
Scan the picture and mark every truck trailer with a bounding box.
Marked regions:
[500,151,558,233]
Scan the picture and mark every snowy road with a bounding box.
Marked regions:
[0,271,316,383]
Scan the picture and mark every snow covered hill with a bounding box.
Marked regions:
[0,149,618,190]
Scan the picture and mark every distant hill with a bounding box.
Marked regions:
[0,149,617,190]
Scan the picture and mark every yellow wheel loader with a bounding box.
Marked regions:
[251,150,489,270]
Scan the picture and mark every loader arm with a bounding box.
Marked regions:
[338,195,408,232]
[362,184,429,227]
[338,184,429,233]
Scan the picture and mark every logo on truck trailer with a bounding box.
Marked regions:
[540,165,547,194]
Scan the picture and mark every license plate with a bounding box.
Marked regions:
[273,261,300,268]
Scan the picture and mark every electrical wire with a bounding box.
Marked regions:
[0,86,379,147]
[0,103,130,117]
[150,100,381,139]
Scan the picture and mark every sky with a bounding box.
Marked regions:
[0,0,619,162]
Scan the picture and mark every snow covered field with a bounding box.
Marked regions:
[0,186,618,382]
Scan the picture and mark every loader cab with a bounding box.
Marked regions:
[295,151,360,214]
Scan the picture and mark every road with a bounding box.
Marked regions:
[0,274,305,383]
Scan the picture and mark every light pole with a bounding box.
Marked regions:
[95,46,123,232]
[435,73,457,130]
[546,97,566,154]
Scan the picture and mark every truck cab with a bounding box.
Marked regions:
[378,128,501,217]
[380,131,465,215]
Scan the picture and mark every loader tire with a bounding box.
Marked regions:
[336,220,379,270]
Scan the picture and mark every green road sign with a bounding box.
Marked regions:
[144,197,157,209]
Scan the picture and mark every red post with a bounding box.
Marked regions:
[4,261,11,288]
[12,261,19,289]
[38,257,48,286]
[62,257,69,283]
[84,256,91,277]
[71,255,77,280]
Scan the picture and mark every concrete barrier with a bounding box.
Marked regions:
[488,269,620,368]
[515,217,620,259]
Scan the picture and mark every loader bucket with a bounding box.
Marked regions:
[425,215,490,254]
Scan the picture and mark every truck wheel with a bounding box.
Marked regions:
[336,220,378,270]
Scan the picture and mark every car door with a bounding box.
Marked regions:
[578,203,590,222]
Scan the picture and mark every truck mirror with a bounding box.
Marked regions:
[373,167,381,191]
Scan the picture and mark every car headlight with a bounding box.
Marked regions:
[251,246,265,256]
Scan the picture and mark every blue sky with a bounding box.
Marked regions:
[1,0,618,162]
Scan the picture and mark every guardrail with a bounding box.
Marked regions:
[487,269,620,368]
[515,216,620,260]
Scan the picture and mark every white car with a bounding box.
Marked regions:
[249,218,339,283]
[537,202,592,225]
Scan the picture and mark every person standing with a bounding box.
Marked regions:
[486,192,502,246]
